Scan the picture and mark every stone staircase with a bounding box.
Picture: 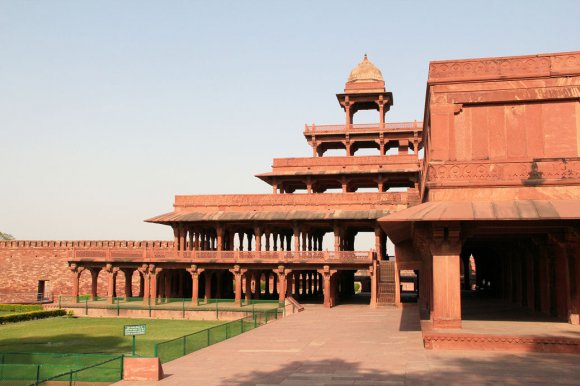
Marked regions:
[377,261,396,305]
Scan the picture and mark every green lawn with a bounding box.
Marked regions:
[0,316,223,357]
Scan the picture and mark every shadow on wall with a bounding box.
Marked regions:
[219,354,580,385]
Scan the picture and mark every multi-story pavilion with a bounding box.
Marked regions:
[1,51,578,333]
[65,55,422,308]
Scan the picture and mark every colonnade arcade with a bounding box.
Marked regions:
[170,221,389,260]
[70,262,360,308]
[406,222,580,328]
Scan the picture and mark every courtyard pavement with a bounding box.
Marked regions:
[116,304,580,386]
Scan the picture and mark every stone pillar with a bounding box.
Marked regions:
[265,232,270,251]
[148,265,162,304]
[293,227,300,252]
[138,272,144,298]
[104,264,120,304]
[341,176,348,192]
[286,271,294,297]
[230,265,247,306]
[123,268,134,300]
[204,271,212,301]
[274,266,289,302]
[216,226,224,252]
[90,267,100,300]
[370,262,377,307]
[69,264,85,303]
[187,266,203,305]
[254,227,262,252]
[254,271,261,299]
[188,228,194,251]
[264,272,271,296]
[375,226,383,261]
[138,265,149,304]
[245,271,252,301]
[318,266,337,308]
[550,233,578,323]
[301,232,307,252]
[334,226,341,252]
[173,226,179,250]
[178,225,186,252]
[430,226,462,329]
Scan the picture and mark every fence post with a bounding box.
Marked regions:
[206,329,210,347]
[183,336,186,356]
[117,298,120,316]
[36,364,40,384]
[240,318,244,333]
[215,300,219,320]
[69,368,73,385]
[120,354,124,380]
[226,323,229,339]
[85,299,88,316]
[265,311,269,324]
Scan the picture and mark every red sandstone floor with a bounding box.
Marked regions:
[115,304,580,386]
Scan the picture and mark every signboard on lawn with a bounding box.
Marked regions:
[124,324,146,336]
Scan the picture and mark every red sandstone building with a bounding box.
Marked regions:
[1,51,579,330]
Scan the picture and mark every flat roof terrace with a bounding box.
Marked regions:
[258,154,421,175]
[146,192,415,224]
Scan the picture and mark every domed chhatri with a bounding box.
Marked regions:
[347,54,384,84]
[344,54,386,93]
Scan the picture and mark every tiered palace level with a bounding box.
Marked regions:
[65,55,422,308]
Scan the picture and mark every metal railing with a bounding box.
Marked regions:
[0,352,123,385]
[154,307,283,364]
[58,296,283,318]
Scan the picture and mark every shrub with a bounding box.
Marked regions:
[0,309,66,324]
[0,304,43,313]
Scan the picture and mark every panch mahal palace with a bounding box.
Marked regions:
[1,50,580,331]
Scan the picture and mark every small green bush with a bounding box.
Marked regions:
[0,304,42,313]
[0,309,66,324]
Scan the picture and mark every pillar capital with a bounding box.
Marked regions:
[430,223,462,256]
[148,264,163,276]
[186,264,205,276]
[317,265,337,278]
[229,265,247,276]
[104,264,120,275]
[68,263,85,274]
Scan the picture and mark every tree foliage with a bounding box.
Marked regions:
[0,232,15,240]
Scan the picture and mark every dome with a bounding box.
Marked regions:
[347,54,384,84]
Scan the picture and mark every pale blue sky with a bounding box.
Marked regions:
[1,1,579,241]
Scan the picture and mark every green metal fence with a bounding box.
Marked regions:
[0,352,123,384]
[58,296,283,319]
[154,307,284,364]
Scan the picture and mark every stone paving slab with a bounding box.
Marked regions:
[116,305,580,386]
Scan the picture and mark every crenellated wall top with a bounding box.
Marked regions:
[0,240,174,249]
[429,51,580,83]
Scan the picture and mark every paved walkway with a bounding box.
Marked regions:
[117,304,580,385]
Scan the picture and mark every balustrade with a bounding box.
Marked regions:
[71,248,376,264]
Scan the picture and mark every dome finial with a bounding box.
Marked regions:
[346,54,384,84]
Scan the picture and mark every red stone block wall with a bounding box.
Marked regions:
[0,241,172,302]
